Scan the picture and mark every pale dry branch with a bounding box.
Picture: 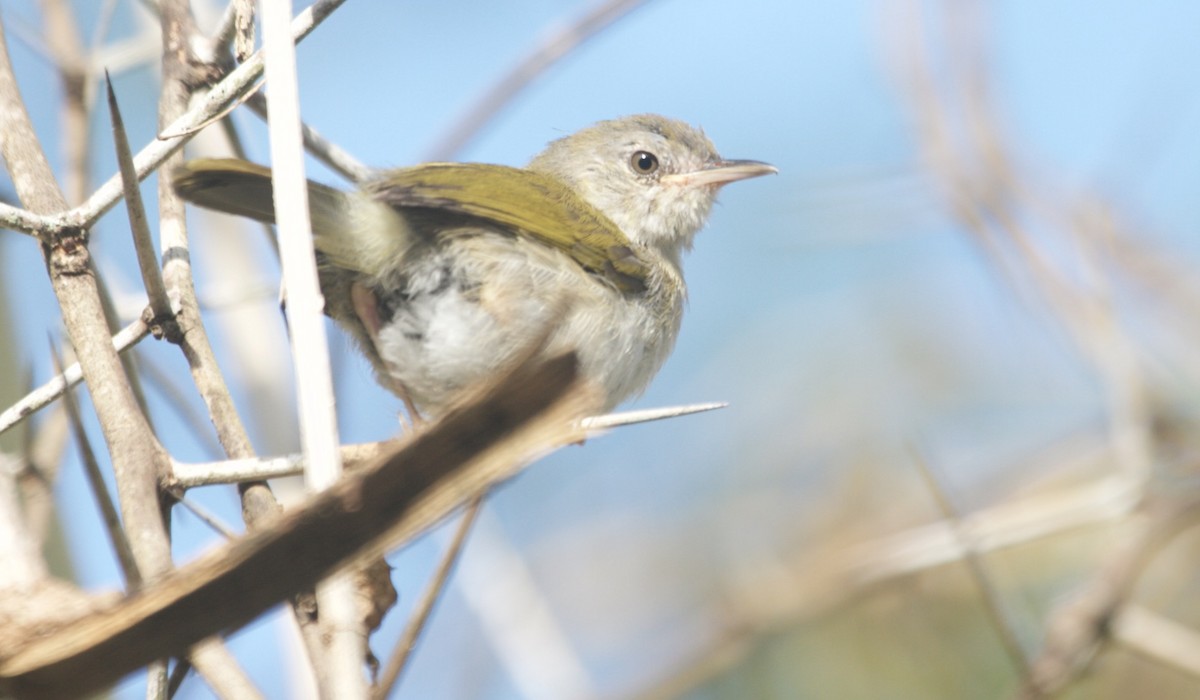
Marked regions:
[156,0,279,534]
[373,496,483,699]
[1114,605,1200,682]
[911,447,1031,676]
[0,11,183,695]
[259,0,363,690]
[244,91,373,182]
[0,316,151,437]
[0,457,47,590]
[169,403,727,488]
[171,451,306,489]
[0,201,55,237]
[1018,497,1200,698]
[209,0,255,62]
[107,73,174,325]
[38,0,90,207]
[0,352,596,699]
[172,493,239,541]
[186,639,263,700]
[895,0,1154,489]
[0,0,348,242]
[52,345,141,588]
[581,401,726,431]
[0,4,173,582]
[454,503,595,700]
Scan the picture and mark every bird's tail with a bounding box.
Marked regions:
[172,158,412,278]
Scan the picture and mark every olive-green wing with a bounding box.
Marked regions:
[365,163,650,293]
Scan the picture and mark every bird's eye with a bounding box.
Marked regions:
[630,151,659,174]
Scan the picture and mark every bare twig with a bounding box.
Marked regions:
[896,0,1154,490]
[0,14,185,698]
[107,72,174,325]
[910,446,1030,676]
[0,451,47,590]
[1018,498,1200,698]
[51,342,141,588]
[170,403,729,487]
[0,352,595,699]
[0,4,173,582]
[0,0,349,242]
[0,201,56,237]
[39,0,90,206]
[581,401,726,432]
[186,638,264,700]
[157,0,280,533]
[171,490,239,540]
[0,317,150,437]
[1114,605,1200,682]
[259,0,363,692]
[373,497,483,699]
[244,91,373,182]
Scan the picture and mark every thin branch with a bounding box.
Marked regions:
[0,449,48,590]
[0,15,189,698]
[373,496,483,699]
[156,0,280,531]
[171,452,305,489]
[0,352,595,699]
[106,72,174,324]
[165,659,190,699]
[581,401,726,432]
[1114,604,1200,682]
[208,0,242,53]
[38,0,90,206]
[0,317,150,438]
[0,4,173,582]
[1018,498,1200,698]
[244,91,373,182]
[51,342,141,588]
[0,201,56,237]
[209,0,255,62]
[187,639,264,700]
[171,492,239,540]
[910,446,1030,676]
[155,77,265,141]
[170,403,730,488]
[0,0,349,241]
[259,0,364,692]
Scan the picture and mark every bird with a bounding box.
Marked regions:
[173,114,776,418]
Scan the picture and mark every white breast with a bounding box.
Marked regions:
[369,231,683,414]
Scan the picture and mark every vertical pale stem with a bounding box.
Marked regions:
[259,0,364,696]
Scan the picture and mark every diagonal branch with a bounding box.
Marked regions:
[0,352,596,700]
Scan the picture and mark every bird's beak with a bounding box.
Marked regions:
[662,159,778,188]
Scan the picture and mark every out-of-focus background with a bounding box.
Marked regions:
[4,0,1200,697]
